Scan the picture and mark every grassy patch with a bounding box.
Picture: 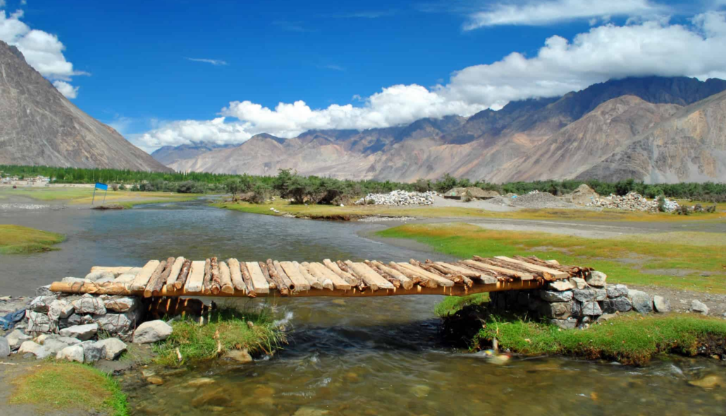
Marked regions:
[435,293,489,317]
[0,224,65,254]
[377,223,726,293]
[475,313,726,365]
[10,362,128,416]
[153,307,286,366]
[214,199,726,222]
[0,187,201,205]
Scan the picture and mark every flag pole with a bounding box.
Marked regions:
[92,187,96,205]
[103,188,107,204]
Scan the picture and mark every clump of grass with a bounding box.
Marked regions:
[10,362,128,416]
[435,293,489,317]
[153,307,286,366]
[0,224,65,254]
[474,313,726,365]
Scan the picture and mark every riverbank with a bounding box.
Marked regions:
[0,225,65,254]
[0,187,203,207]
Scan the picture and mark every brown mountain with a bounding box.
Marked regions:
[167,77,726,183]
[0,41,169,172]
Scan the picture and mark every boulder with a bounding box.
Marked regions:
[133,320,173,344]
[653,296,671,313]
[549,318,578,329]
[59,323,98,341]
[539,290,573,303]
[548,281,575,291]
[581,301,603,316]
[593,289,607,301]
[56,345,84,363]
[691,300,709,315]
[606,284,629,299]
[48,299,75,321]
[571,278,588,290]
[602,297,633,313]
[537,301,572,319]
[26,310,53,333]
[586,271,607,287]
[0,336,9,358]
[73,295,106,315]
[42,338,74,355]
[104,297,139,313]
[628,290,653,314]
[97,338,127,360]
[573,289,595,302]
[96,309,142,335]
[6,329,31,350]
[81,341,107,363]
[19,341,51,359]
[29,296,57,313]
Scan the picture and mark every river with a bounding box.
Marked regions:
[1,199,724,415]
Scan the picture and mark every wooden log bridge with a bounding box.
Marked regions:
[49,256,593,298]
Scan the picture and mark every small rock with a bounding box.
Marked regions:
[606,284,629,299]
[147,376,165,385]
[586,271,607,287]
[602,297,633,313]
[688,374,724,389]
[537,301,573,319]
[581,301,603,316]
[653,296,671,313]
[548,281,575,291]
[97,338,127,360]
[18,341,51,359]
[593,289,607,301]
[104,297,139,313]
[550,318,578,329]
[96,310,142,335]
[596,313,618,322]
[56,345,84,363]
[629,290,653,314]
[187,378,216,387]
[133,320,173,344]
[59,323,99,341]
[571,278,588,289]
[573,288,595,302]
[0,337,10,357]
[29,296,56,313]
[539,290,573,302]
[26,310,53,333]
[691,300,709,315]
[6,329,31,350]
[35,285,54,297]
[82,340,107,363]
[43,338,72,355]
[48,299,75,320]
[223,349,253,363]
[73,295,106,315]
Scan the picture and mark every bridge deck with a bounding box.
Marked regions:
[49,255,592,298]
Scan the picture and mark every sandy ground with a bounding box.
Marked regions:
[430,195,520,212]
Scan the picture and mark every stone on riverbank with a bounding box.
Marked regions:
[97,338,127,360]
[81,341,107,363]
[6,329,31,350]
[223,349,253,363]
[691,300,709,315]
[653,296,671,313]
[29,296,56,313]
[602,297,633,313]
[539,290,573,302]
[606,284,628,299]
[19,340,51,359]
[103,296,139,313]
[73,294,106,315]
[26,310,53,333]
[56,345,84,362]
[60,323,99,341]
[0,336,9,357]
[133,320,172,344]
[629,290,653,314]
[48,299,74,320]
[586,271,607,287]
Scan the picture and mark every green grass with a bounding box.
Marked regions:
[435,293,490,317]
[377,223,726,293]
[475,313,726,365]
[10,362,128,416]
[153,307,286,366]
[0,187,202,205]
[0,224,65,254]
[214,199,726,222]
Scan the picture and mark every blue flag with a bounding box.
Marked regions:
[95,182,108,191]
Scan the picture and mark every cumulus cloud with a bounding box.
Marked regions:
[186,57,228,66]
[464,0,666,29]
[0,10,84,97]
[52,80,78,98]
[137,12,726,150]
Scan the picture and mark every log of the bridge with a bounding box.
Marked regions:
[166,257,185,287]
[239,262,256,297]
[301,262,333,290]
[413,260,462,285]
[90,266,134,276]
[448,262,500,284]
[476,257,539,280]
[280,261,311,291]
[295,261,324,290]
[493,256,564,279]
[437,262,497,285]
[218,261,234,294]
[143,260,167,298]
[515,255,589,278]
[333,260,363,287]
[463,259,531,280]
[202,259,212,294]
[258,262,277,290]
[210,257,222,295]
[266,260,289,295]
[368,261,414,290]
[273,260,295,289]
[175,259,192,290]
[365,261,401,289]
[387,262,437,288]
[324,260,360,287]
[422,261,472,287]
[185,261,206,293]
[130,260,160,291]
[345,261,395,291]
[396,262,455,287]
[151,257,175,297]
[227,258,247,293]
[246,262,269,294]
[307,262,351,290]
[51,278,544,297]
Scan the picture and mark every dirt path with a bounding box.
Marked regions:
[629,285,726,318]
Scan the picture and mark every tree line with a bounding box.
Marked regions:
[2,165,724,203]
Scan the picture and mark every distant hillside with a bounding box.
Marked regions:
[164,76,726,183]
[152,142,237,165]
[0,41,170,172]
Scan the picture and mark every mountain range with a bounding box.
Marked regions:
[0,41,169,172]
[162,76,726,183]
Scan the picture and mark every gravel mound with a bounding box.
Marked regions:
[510,192,577,209]
[355,190,436,206]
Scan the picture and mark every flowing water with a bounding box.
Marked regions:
[1,199,725,415]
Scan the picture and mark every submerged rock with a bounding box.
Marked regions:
[688,375,724,389]
[191,389,231,407]
[187,378,216,387]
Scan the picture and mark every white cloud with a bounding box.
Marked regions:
[0,10,84,97]
[52,80,78,98]
[137,12,726,151]
[186,57,228,66]
[464,0,665,29]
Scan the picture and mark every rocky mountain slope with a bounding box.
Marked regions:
[151,142,236,165]
[167,76,726,183]
[0,41,169,172]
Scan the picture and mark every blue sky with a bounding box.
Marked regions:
[1,0,725,151]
